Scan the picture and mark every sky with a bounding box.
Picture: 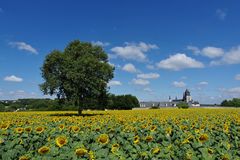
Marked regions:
[0,0,240,104]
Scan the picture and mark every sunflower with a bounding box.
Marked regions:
[198,133,208,143]
[15,127,24,134]
[152,147,160,154]
[88,150,95,160]
[56,136,68,147]
[72,126,80,133]
[1,123,10,130]
[150,125,157,132]
[25,127,32,133]
[75,148,88,157]
[97,134,109,145]
[133,135,140,144]
[35,126,45,134]
[145,135,153,142]
[165,127,172,135]
[111,144,120,153]
[59,124,65,130]
[19,156,29,160]
[38,146,50,154]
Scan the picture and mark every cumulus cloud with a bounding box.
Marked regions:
[202,47,224,58]
[91,41,110,47]
[122,63,138,73]
[108,80,122,86]
[132,79,149,86]
[137,73,160,79]
[4,75,23,82]
[187,45,200,55]
[187,46,224,58]
[210,45,240,65]
[156,53,204,71]
[235,74,240,80]
[172,81,186,88]
[9,41,38,54]
[111,42,158,61]
[216,9,227,20]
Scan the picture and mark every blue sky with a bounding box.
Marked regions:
[0,0,240,104]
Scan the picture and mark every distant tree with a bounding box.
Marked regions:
[107,94,139,110]
[221,98,240,107]
[177,102,189,109]
[40,40,114,114]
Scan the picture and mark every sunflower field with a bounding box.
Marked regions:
[0,108,240,160]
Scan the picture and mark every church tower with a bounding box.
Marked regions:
[183,89,192,103]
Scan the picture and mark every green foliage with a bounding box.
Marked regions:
[221,98,240,107]
[40,40,114,113]
[177,102,189,109]
[107,94,140,110]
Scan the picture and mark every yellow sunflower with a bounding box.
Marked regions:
[88,150,95,160]
[72,126,80,133]
[97,134,109,145]
[15,127,24,134]
[152,147,160,154]
[198,133,208,143]
[75,148,88,157]
[145,135,153,142]
[111,144,120,153]
[38,146,50,154]
[59,124,65,130]
[150,125,157,132]
[133,135,140,144]
[35,126,45,134]
[25,127,32,133]
[1,123,10,130]
[56,136,68,147]
[19,156,29,160]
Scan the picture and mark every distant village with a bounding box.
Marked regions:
[140,89,200,108]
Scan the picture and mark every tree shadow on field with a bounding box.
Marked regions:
[48,113,106,117]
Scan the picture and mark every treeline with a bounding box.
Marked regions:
[221,98,240,107]
[0,94,139,112]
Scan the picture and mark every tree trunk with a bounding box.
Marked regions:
[78,107,83,115]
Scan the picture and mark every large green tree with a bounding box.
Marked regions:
[40,40,114,114]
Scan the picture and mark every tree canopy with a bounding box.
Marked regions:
[40,40,114,114]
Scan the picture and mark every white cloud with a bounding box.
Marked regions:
[92,41,110,47]
[172,81,186,88]
[198,81,208,85]
[221,87,240,97]
[4,75,23,82]
[216,9,226,20]
[122,63,138,73]
[137,73,160,79]
[132,79,149,86]
[187,45,200,55]
[202,47,224,58]
[143,87,152,92]
[146,65,155,70]
[108,80,122,86]
[187,45,224,58]
[9,41,38,54]
[235,74,240,80]
[210,45,240,65]
[111,42,158,61]
[156,53,204,71]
